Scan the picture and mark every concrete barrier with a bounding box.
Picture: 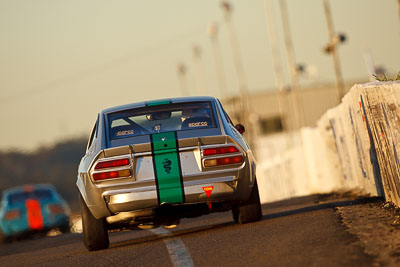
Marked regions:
[355,81,400,205]
[257,81,400,206]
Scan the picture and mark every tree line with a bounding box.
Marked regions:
[0,138,87,212]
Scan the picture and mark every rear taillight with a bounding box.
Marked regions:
[203,146,239,156]
[93,169,131,181]
[47,204,64,214]
[202,145,243,168]
[94,158,130,170]
[92,157,131,181]
[204,155,243,167]
[4,209,20,220]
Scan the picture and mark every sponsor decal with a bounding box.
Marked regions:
[116,130,134,136]
[202,186,214,197]
[188,121,208,127]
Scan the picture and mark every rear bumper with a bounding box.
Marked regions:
[1,220,70,238]
[78,147,256,219]
[103,176,237,214]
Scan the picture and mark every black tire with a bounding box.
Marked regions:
[0,229,5,244]
[59,223,71,234]
[0,229,10,244]
[80,194,109,251]
[232,179,262,224]
[232,206,239,223]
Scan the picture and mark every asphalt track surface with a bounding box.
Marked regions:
[0,195,374,267]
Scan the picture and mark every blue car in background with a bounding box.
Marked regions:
[0,184,70,243]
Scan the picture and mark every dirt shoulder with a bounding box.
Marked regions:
[336,199,400,266]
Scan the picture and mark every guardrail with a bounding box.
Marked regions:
[257,81,400,206]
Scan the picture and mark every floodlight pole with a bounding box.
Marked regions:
[177,63,189,96]
[264,0,289,132]
[221,1,250,122]
[278,0,305,129]
[323,0,345,102]
[192,45,206,96]
[221,1,257,156]
[208,23,229,98]
[398,0,400,27]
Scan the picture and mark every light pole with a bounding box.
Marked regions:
[323,0,346,102]
[264,0,289,132]
[398,0,400,27]
[278,0,305,129]
[208,22,229,99]
[177,63,189,96]
[192,45,206,96]
[220,1,250,122]
[220,1,257,154]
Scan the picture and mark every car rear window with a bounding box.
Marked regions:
[108,101,217,140]
[7,189,54,205]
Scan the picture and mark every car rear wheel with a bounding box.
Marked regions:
[59,223,71,234]
[232,178,262,224]
[80,194,109,251]
[0,229,5,243]
[0,229,10,244]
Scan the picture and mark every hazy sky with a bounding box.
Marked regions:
[0,0,399,151]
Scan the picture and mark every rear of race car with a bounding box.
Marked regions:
[90,136,252,216]
[77,98,261,250]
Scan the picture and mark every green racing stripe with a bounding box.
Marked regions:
[146,99,171,106]
[151,132,184,204]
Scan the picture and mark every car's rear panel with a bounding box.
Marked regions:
[78,98,255,219]
[83,134,253,219]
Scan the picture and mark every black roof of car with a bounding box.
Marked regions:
[101,96,218,114]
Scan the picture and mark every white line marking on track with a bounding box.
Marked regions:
[150,228,194,267]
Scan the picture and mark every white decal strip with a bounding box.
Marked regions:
[150,228,194,267]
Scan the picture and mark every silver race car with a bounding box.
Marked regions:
[77,96,261,251]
